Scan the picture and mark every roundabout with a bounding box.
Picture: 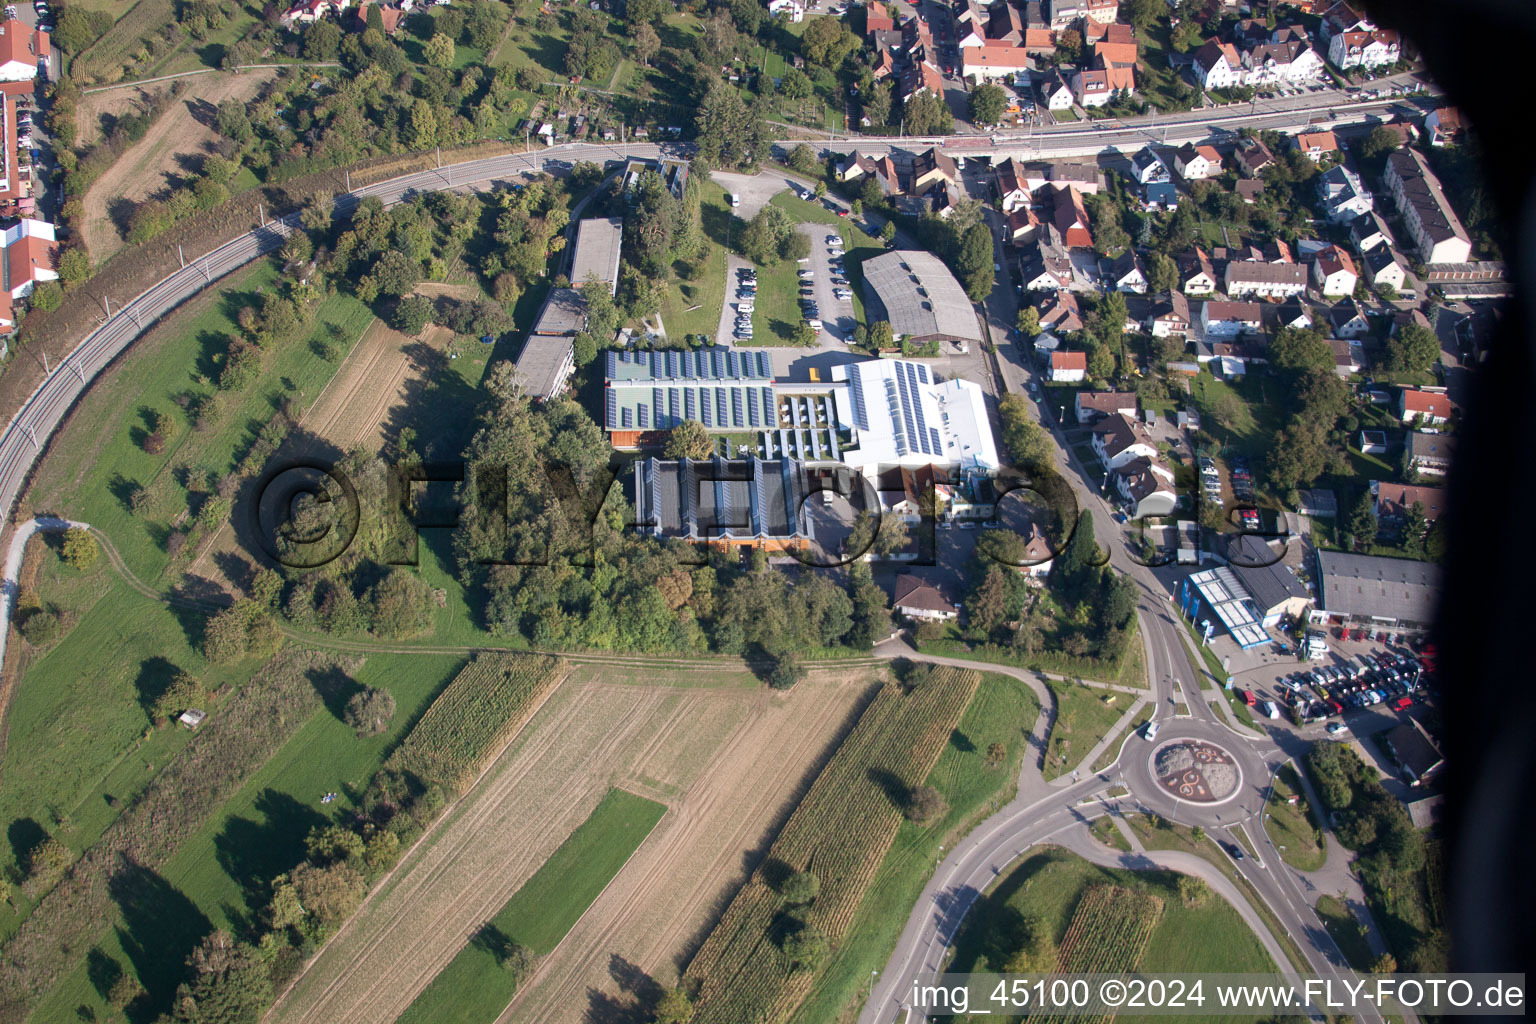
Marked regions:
[1149,739,1243,805]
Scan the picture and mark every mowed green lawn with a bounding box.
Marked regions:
[28,257,374,582]
[396,788,667,1024]
[947,847,1274,1024]
[27,652,468,1024]
[658,181,732,340]
[1043,676,1131,781]
[789,673,1042,1024]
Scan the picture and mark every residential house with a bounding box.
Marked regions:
[1290,130,1339,162]
[836,151,901,194]
[1004,206,1041,244]
[892,575,958,620]
[1384,148,1472,265]
[1038,290,1083,332]
[1349,211,1389,253]
[1200,300,1262,336]
[281,0,351,26]
[1329,337,1365,376]
[1317,1,1400,67]
[1193,39,1244,89]
[1224,261,1308,299]
[1,218,58,300]
[900,59,945,101]
[1051,185,1094,248]
[1129,144,1170,186]
[1148,291,1192,337]
[1092,412,1158,469]
[1327,299,1370,338]
[1423,106,1465,147]
[1075,390,1138,423]
[1236,179,1266,204]
[1049,350,1087,382]
[1406,431,1453,476]
[910,146,959,192]
[1044,160,1101,193]
[1242,38,1324,83]
[1234,136,1275,178]
[996,158,1033,213]
[1372,481,1447,526]
[1317,164,1373,223]
[1173,143,1221,180]
[1178,248,1218,295]
[1105,250,1147,293]
[1111,456,1177,518]
[866,5,896,35]
[1083,0,1118,25]
[1260,238,1294,264]
[0,20,47,82]
[1038,67,1075,109]
[1274,297,1312,330]
[1363,246,1406,292]
[1046,0,1084,31]
[1091,37,1138,68]
[1071,64,1134,107]
[768,0,805,21]
[1397,388,1452,425]
[961,44,1034,84]
[1312,244,1358,297]
[1358,429,1388,454]
[1020,247,1074,291]
[1016,522,1056,577]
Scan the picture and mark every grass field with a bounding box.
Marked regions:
[1043,677,1130,781]
[396,788,666,1024]
[948,846,1274,1024]
[29,257,374,582]
[1089,815,1131,852]
[1315,894,1375,971]
[788,673,1041,1024]
[1090,702,1154,773]
[658,181,732,340]
[23,652,470,1024]
[1264,764,1326,871]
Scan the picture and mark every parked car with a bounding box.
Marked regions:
[1239,688,1256,706]
[1327,721,1349,735]
[1143,720,1160,741]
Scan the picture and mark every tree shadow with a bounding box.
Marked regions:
[108,472,143,512]
[211,551,255,595]
[85,946,124,1002]
[757,856,794,892]
[213,789,329,921]
[7,817,47,875]
[106,196,139,240]
[866,767,909,811]
[109,859,212,1015]
[132,656,182,722]
[308,662,363,724]
[950,728,975,753]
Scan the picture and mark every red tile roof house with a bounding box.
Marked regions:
[1371,481,1448,527]
[1074,390,1137,423]
[1051,185,1094,249]
[1049,350,1087,382]
[1397,388,1453,425]
[0,218,60,336]
[0,20,48,82]
[892,574,957,620]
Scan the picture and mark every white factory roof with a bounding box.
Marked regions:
[831,359,998,471]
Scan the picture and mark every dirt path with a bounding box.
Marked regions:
[265,668,876,1024]
[81,69,276,263]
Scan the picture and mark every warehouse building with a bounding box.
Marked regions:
[604,348,780,448]
[831,359,998,473]
[1179,565,1270,649]
[633,455,813,551]
[860,250,985,349]
[1311,550,1440,629]
[569,217,623,296]
[1220,534,1311,626]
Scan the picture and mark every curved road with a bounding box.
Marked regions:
[860,382,1404,1023]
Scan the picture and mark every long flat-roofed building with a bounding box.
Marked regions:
[831,359,998,472]
[569,216,623,296]
[860,250,984,348]
[511,287,586,400]
[634,455,813,551]
[605,347,777,448]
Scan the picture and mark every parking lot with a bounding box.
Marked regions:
[801,224,856,345]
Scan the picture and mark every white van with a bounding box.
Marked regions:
[1261,701,1280,719]
[729,193,740,208]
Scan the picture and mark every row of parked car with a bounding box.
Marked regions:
[734,267,756,341]
[1279,650,1425,724]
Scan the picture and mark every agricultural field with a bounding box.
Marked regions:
[1031,884,1165,1024]
[396,788,667,1024]
[788,672,1042,1024]
[268,663,879,1024]
[948,847,1276,1024]
[386,651,567,793]
[26,256,374,583]
[683,665,983,1024]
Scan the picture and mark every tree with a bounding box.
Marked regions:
[28,280,62,312]
[1270,325,1333,372]
[1177,874,1211,906]
[171,931,271,1024]
[765,650,806,690]
[630,21,660,65]
[998,394,1055,471]
[955,221,995,301]
[391,294,433,335]
[652,988,694,1024]
[1385,322,1439,375]
[61,526,98,570]
[107,972,144,1011]
[343,687,396,736]
[787,143,820,176]
[1402,501,1428,555]
[1147,252,1177,294]
[1346,491,1378,548]
[289,861,367,926]
[664,419,714,460]
[1354,125,1403,164]
[780,66,813,99]
[1372,953,1398,974]
[905,785,948,825]
[968,83,1007,126]
[304,18,342,60]
[58,248,91,287]
[1087,342,1115,381]
[26,835,70,885]
[901,91,952,135]
[780,869,820,905]
[1016,306,1040,337]
[625,0,664,24]
[423,32,455,68]
[153,669,205,722]
[801,16,857,66]
[499,940,537,978]
[791,322,818,346]
[782,923,828,971]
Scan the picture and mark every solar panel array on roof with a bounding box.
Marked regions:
[606,347,771,382]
